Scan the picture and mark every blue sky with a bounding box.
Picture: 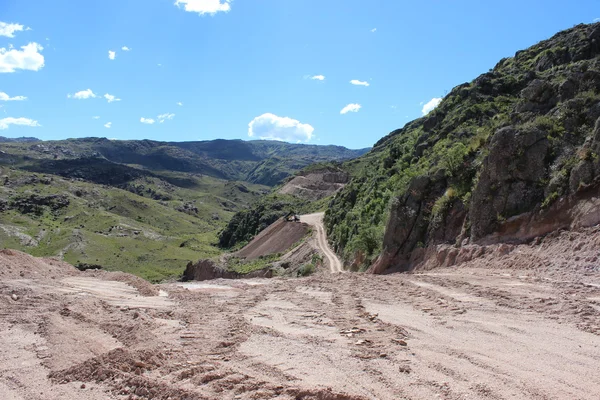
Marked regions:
[0,0,598,149]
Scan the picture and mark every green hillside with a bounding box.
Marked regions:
[325,22,600,270]
[0,138,365,281]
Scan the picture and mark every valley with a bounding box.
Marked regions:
[0,138,364,281]
[1,14,600,400]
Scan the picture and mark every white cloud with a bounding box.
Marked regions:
[0,92,27,101]
[340,103,361,114]
[371,28,377,33]
[121,46,131,51]
[104,122,112,128]
[0,22,25,38]
[0,42,45,73]
[177,102,183,106]
[68,89,96,99]
[140,117,155,124]
[421,97,442,115]
[158,113,175,123]
[175,0,232,15]
[104,93,121,103]
[92,116,100,119]
[350,79,369,87]
[594,18,600,22]
[248,113,314,143]
[108,50,116,60]
[0,117,40,130]
[310,75,325,81]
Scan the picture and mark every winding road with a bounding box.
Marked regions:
[300,212,343,273]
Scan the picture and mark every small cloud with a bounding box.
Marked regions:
[104,122,112,128]
[177,102,183,106]
[0,22,25,38]
[108,50,116,60]
[594,18,600,22]
[248,113,314,143]
[68,89,96,99]
[0,117,40,130]
[92,116,100,119]
[0,92,27,101]
[421,97,442,115]
[157,63,162,67]
[104,93,121,103]
[175,0,232,15]
[140,117,155,124]
[158,113,175,123]
[0,42,45,73]
[350,79,369,87]
[121,46,131,51]
[340,103,361,114]
[371,28,377,33]
[310,75,325,81]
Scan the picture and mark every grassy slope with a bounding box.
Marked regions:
[0,138,366,281]
[0,167,267,282]
[325,22,600,267]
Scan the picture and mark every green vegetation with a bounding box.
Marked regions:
[0,168,259,281]
[0,138,365,281]
[325,22,600,269]
[225,253,282,274]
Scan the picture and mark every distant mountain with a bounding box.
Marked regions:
[0,136,40,143]
[0,137,368,186]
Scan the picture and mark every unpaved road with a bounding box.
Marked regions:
[2,247,600,399]
[301,212,343,273]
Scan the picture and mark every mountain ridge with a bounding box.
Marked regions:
[324,22,600,273]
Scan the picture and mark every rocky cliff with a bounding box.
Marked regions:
[325,22,600,273]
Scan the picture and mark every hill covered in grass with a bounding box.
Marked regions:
[0,137,367,186]
[324,22,600,272]
[0,138,366,281]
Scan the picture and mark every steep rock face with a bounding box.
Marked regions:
[326,23,600,274]
[470,127,550,240]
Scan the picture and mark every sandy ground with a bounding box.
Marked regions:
[1,246,600,399]
[301,213,343,273]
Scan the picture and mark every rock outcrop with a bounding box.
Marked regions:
[182,259,273,281]
[324,22,600,274]
[278,167,349,201]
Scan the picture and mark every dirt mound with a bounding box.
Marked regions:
[278,168,349,201]
[82,270,159,297]
[236,218,309,260]
[0,249,78,279]
[183,259,273,281]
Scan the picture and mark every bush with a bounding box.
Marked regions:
[298,263,315,276]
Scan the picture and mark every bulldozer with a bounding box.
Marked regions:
[285,212,300,222]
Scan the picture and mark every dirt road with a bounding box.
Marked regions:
[2,224,600,400]
[300,212,343,273]
[2,253,600,399]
